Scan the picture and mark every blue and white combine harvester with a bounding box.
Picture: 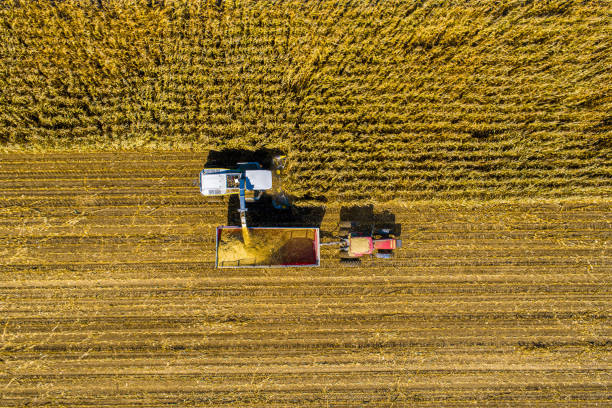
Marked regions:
[199,157,319,268]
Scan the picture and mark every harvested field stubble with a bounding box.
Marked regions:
[1,154,611,406]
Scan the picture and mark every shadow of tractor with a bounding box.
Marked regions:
[339,204,401,236]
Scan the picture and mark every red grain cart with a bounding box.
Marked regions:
[216,226,320,268]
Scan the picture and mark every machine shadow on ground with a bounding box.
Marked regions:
[227,195,325,229]
[205,148,286,170]
[207,148,326,229]
[339,205,402,236]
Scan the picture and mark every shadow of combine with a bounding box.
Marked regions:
[227,195,325,228]
[205,148,286,170]
[207,148,326,229]
[339,204,401,236]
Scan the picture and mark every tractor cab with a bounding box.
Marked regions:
[338,221,401,263]
[346,233,400,258]
[347,235,373,258]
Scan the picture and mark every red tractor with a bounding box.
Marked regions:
[334,220,401,264]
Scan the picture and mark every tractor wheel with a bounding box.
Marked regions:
[376,249,395,259]
[340,257,361,266]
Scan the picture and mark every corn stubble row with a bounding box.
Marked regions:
[1,154,610,405]
[0,0,609,201]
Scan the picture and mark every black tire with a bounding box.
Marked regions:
[340,257,361,266]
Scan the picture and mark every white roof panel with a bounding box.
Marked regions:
[245,170,272,190]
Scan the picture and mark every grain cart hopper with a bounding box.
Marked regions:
[200,157,320,268]
[215,226,320,268]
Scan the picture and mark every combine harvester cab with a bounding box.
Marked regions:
[216,226,320,268]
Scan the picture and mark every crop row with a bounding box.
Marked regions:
[1,2,608,154]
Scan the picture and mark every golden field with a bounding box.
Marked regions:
[0,1,611,406]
